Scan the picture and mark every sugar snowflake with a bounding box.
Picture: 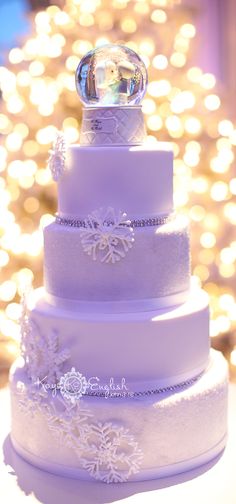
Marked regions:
[47,399,94,453]
[16,381,49,419]
[45,401,143,483]
[80,421,143,483]
[20,290,70,384]
[80,207,135,263]
[48,131,67,181]
[16,382,143,483]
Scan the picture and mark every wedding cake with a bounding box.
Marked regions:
[10,45,228,484]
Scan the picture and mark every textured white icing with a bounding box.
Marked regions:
[44,214,190,306]
[80,106,146,146]
[22,286,209,391]
[9,349,228,482]
[58,143,173,218]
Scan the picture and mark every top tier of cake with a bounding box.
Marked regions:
[57,143,173,219]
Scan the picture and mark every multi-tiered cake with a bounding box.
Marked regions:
[10,45,228,484]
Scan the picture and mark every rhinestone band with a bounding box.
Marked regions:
[83,373,202,399]
[55,213,174,229]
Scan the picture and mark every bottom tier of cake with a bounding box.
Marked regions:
[9,349,228,484]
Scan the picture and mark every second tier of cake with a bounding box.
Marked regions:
[25,284,209,392]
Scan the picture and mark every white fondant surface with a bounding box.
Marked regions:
[58,143,173,218]
[26,286,209,390]
[80,106,146,146]
[2,383,236,503]
[10,435,227,482]
[9,350,228,482]
[44,215,190,306]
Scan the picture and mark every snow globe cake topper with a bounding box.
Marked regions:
[75,44,147,106]
[75,44,148,146]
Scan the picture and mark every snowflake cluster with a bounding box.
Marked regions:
[20,289,70,384]
[80,207,135,264]
[80,421,143,483]
[47,131,67,182]
[49,402,143,483]
[17,388,143,483]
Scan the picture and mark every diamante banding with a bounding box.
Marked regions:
[55,213,174,229]
[83,372,202,398]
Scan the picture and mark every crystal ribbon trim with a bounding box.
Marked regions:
[11,434,227,481]
[84,370,204,398]
[55,212,174,228]
[45,288,189,314]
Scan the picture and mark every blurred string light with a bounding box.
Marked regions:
[0,0,235,364]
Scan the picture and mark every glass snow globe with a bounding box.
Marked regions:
[75,44,148,106]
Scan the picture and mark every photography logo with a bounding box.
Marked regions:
[59,367,88,403]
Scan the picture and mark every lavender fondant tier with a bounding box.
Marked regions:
[10,350,228,482]
[24,286,209,391]
[44,215,190,308]
[58,143,173,218]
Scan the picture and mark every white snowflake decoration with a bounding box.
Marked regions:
[17,381,143,483]
[80,421,143,483]
[20,290,70,384]
[17,385,48,418]
[47,131,67,182]
[45,396,143,482]
[80,207,135,264]
[47,400,94,453]
[19,281,33,339]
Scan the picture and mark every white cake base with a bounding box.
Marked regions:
[3,383,236,503]
[10,434,226,482]
[9,349,228,484]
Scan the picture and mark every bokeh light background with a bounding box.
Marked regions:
[0,0,236,377]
